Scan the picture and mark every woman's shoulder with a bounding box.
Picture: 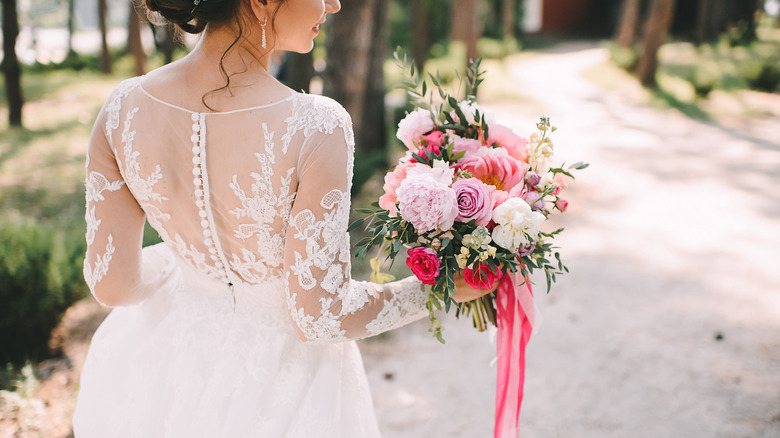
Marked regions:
[288,93,353,131]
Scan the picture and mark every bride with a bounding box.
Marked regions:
[73,0,489,436]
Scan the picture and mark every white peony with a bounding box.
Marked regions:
[491,198,545,251]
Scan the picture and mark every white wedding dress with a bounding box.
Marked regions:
[73,77,428,437]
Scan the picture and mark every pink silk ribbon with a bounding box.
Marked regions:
[494,272,534,438]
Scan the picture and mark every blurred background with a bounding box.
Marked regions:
[1,0,779,436]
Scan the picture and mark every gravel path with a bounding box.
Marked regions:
[363,42,780,438]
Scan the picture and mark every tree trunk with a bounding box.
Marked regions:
[127,0,146,76]
[98,0,112,74]
[323,0,376,143]
[635,0,676,87]
[158,22,179,65]
[411,0,430,72]
[503,0,515,41]
[614,0,642,47]
[283,52,314,93]
[1,0,24,127]
[451,0,481,64]
[67,0,76,55]
[359,0,390,154]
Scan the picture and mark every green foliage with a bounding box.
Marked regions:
[689,63,720,98]
[477,38,521,60]
[740,58,780,92]
[0,215,88,367]
[607,43,639,71]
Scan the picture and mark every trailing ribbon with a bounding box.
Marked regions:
[494,272,534,438]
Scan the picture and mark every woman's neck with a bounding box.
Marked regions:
[187,23,272,85]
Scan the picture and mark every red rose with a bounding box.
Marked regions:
[406,247,441,285]
[462,264,504,291]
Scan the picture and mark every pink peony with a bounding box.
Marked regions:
[452,178,495,226]
[452,137,481,160]
[397,109,435,150]
[379,162,424,216]
[406,247,441,285]
[396,166,458,232]
[488,124,529,163]
[457,148,527,193]
[462,263,504,291]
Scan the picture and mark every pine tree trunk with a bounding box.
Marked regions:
[411,0,430,72]
[159,22,179,65]
[127,0,146,76]
[614,0,642,47]
[67,0,76,55]
[323,0,376,140]
[503,0,515,41]
[359,0,390,154]
[98,0,112,74]
[451,0,481,64]
[635,0,676,87]
[284,52,314,93]
[1,0,24,127]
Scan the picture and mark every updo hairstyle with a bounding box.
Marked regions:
[144,0,274,34]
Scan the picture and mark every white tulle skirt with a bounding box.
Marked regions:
[73,244,380,437]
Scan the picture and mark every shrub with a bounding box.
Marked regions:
[0,216,88,367]
[689,63,720,98]
[608,43,639,71]
[747,61,780,92]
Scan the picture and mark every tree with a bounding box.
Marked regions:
[67,0,76,55]
[451,0,481,63]
[615,0,642,47]
[359,0,390,154]
[411,0,430,72]
[323,0,379,151]
[98,0,112,74]
[127,0,146,76]
[503,0,516,41]
[2,0,24,127]
[282,52,314,93]
[635,0,676,87]
[158,22,180,65]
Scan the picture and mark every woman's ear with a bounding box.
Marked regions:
[248,0,268,22]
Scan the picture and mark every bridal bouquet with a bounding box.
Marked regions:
[352,53,587,341]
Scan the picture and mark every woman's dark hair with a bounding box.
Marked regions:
[144,0,286,109]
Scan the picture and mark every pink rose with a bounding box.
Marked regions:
[406,247,440,285]
[452,178,494,226]
[553,173,571,195]
[555,198,569,212]
[396,166,459,232]
[488,124,529,162]
[462,263,504,291]
[379,162,423,216]
[457,148,527,193]
[397,109,435,150]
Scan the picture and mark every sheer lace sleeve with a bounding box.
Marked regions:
[283,102,429,343]
[83,94,168,307]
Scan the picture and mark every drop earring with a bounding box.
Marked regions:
[261,17,267,49]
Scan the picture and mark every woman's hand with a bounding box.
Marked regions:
[452,273,499,303]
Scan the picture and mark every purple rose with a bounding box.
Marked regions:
[452,178,495,226]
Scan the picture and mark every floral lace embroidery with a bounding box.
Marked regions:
[228,123,295,283]
[104,77,141,147]
[83,235,116,289]
[85,171,124,245]
[119,107,171,230]
[281,95,353,155]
